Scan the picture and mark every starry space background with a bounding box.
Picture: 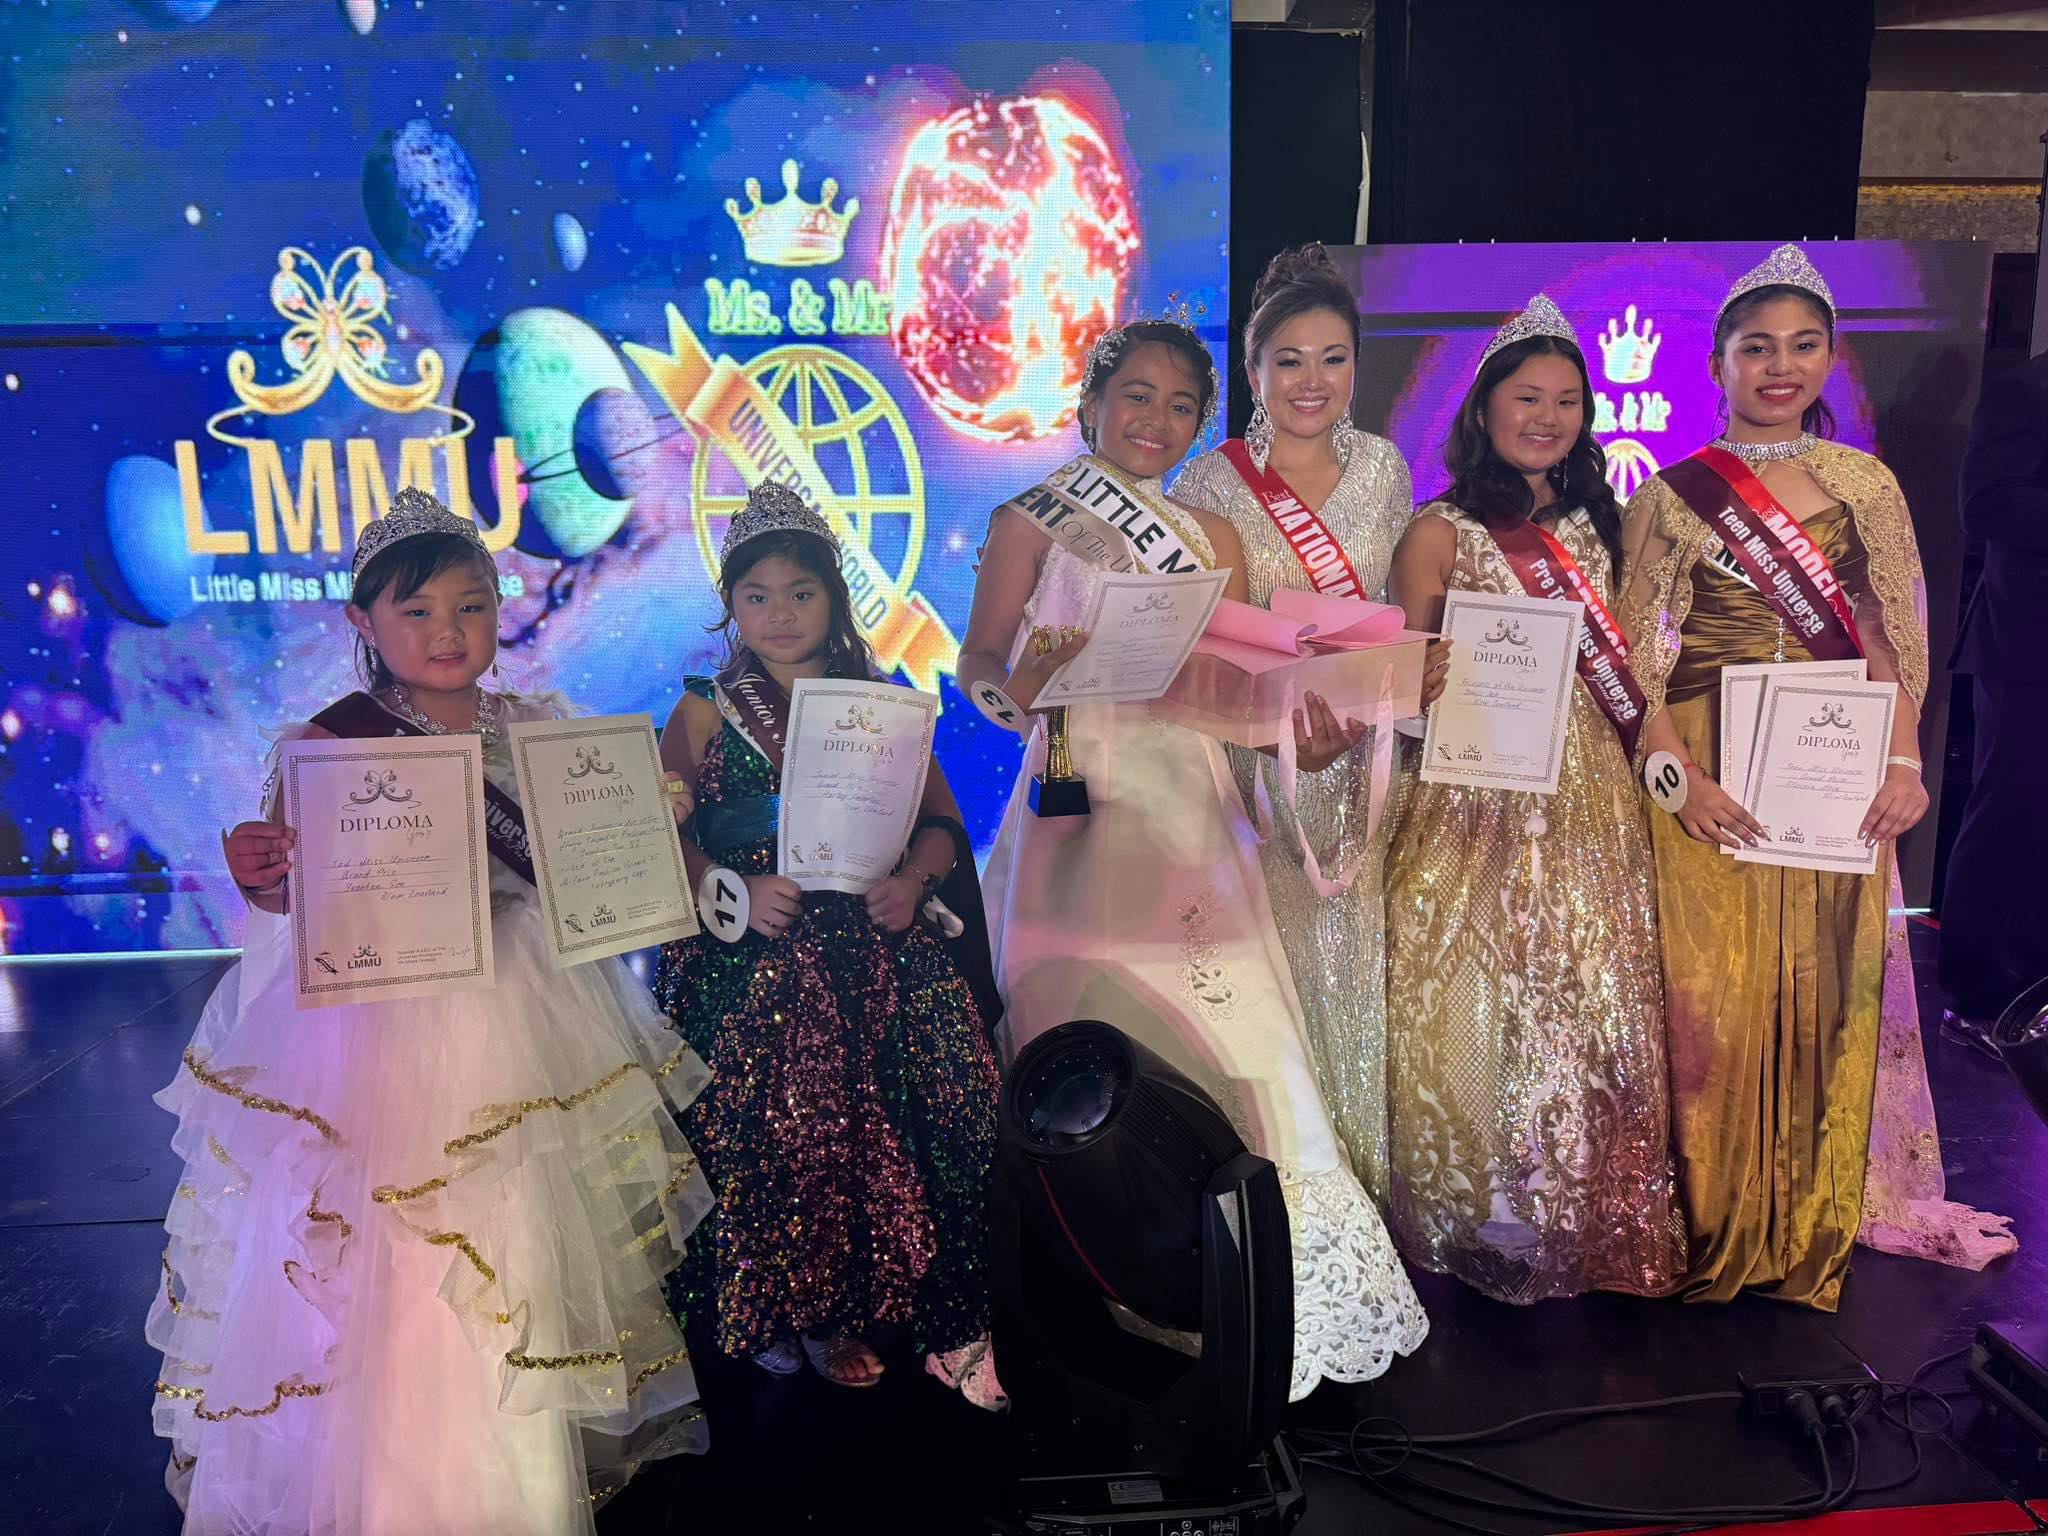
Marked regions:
[0,0,1230,953]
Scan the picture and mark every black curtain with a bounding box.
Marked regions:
[1227,28,1366,435]
[1368,0,1876,245]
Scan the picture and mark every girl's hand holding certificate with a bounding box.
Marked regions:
[226,820,295,897]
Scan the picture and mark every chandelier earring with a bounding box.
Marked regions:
[1330,412,1360,457]
[366,642,380,677]
[1246,396,1275,472]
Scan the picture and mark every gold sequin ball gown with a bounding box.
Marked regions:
[1175,432,1415,1201]
[981,467,1428,1401]
[147,692,715,1535]
[1619,438,2010,1308]
[1382,504,1684,1303]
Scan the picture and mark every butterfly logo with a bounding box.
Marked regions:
[1806,702,1853,731]
[348,769,416,806]
[564,746,618,781]
[1483,620,1531,648]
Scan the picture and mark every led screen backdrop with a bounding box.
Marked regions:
[0,1,1231,954]
[1331,240,1990,903]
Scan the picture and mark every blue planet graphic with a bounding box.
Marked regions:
[552,212,588,274]
[91,455,215,626]
[454,309,640,559]
[361,119,481,275]
[127,0,220,22]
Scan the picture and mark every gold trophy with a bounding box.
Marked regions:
[1027,625,1091,818]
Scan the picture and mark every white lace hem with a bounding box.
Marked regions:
[1283,1165,1429,1401]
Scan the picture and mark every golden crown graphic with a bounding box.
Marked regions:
[725,160,857,267]
[1598,304,1661,385]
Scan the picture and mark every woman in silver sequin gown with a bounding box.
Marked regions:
[1175,246,1420,1202]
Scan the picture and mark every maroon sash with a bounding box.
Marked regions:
[1660,447,1864,662]
[713,654,792,773]
[1487,515,1646,759]
[311,692,535,885]
[1218,437,1367,600]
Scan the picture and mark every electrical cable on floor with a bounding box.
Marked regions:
[1282,1346,2034,1532]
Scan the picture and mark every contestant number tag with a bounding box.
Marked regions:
[970,680,1025,733]
[697,866,749,943]
[1645,750,1688,814]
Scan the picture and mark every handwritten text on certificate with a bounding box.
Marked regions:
[1421,589,1582,796]
[282,735,493,1010]
[779,678,938,894]
[1040,568,1230,705]
[509,714,699,968]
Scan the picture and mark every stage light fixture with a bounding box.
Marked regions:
[990,1020,1305,1533]
[1994,973,2048,1129]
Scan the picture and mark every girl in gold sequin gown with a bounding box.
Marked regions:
[1176,246,1421,1201]
[1618,250,1956,1309]
[1381,311,1683,1303]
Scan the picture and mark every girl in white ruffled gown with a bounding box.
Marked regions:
[147,489,714,1535]
[964,319,1428,1401]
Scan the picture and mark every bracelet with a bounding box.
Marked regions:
[237,876,286,898]
[1886,755,1922,775]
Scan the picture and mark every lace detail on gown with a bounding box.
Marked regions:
[1284,1167,1430,1400]
[1857,871,2016,1270]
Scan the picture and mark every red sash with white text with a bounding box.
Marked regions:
[311,692,536,885]
[1485,516,1646,759]
[1218,437,1367,600]
[1659,447,1864,662]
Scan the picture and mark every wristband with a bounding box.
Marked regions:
[696,865,749,943]
[1644,750,1689,814]
[967,679,1026,733]
[1885,756,1922,775]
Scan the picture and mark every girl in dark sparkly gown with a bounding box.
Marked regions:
[654,484,1002,1405]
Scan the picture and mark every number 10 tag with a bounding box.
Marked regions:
[1645,750,1688,814]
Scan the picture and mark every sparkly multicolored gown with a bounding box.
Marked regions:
[655,677,1000,1360]
[1383,505,1684,1303]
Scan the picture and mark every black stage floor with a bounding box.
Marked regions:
[4,928,2044,1535]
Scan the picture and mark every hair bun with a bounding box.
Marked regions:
[1250,243,1339,315]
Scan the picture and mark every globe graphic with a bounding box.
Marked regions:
[690,346,926,591]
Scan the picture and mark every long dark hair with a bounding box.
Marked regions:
[1079,320,1219,449]
[1444,335,1624,581]
[712,528,873,679]
[1244,243,1362,369]
[1713,283,1838,439]
[347,531,499,690]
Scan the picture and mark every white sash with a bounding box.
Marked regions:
[994,455,1210,578]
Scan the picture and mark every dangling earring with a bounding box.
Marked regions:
[366,643,380,678]
[1246,396,1274,472]
[1330,413,1360,457]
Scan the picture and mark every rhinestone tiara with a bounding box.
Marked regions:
[1719,243,1835,323]
[350,485,495,579]
[1081,295,1223,435]
[1477,293,1578,371]
[719,481,842,563]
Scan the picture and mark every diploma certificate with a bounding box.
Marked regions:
[282,735,493,1010]
[508,714,699,968]
[1718,659,1866,817]
[779,678,939,894]
[1039,568,1230,706]
[1420,589,1582,795]
[1735,679,1897,875]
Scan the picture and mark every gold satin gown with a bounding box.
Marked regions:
[1384,506,1685,1303]
[1651,498,1889,1310]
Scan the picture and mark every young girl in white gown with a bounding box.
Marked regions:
[147,489,714,1535]
[964,319,1428,1401]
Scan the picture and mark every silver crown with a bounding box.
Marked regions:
[719,481,842,562]
[1080,297,1222,437]
[350,486,495,578]
[1477,293,1578,371]
[1719,243,1835,323]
